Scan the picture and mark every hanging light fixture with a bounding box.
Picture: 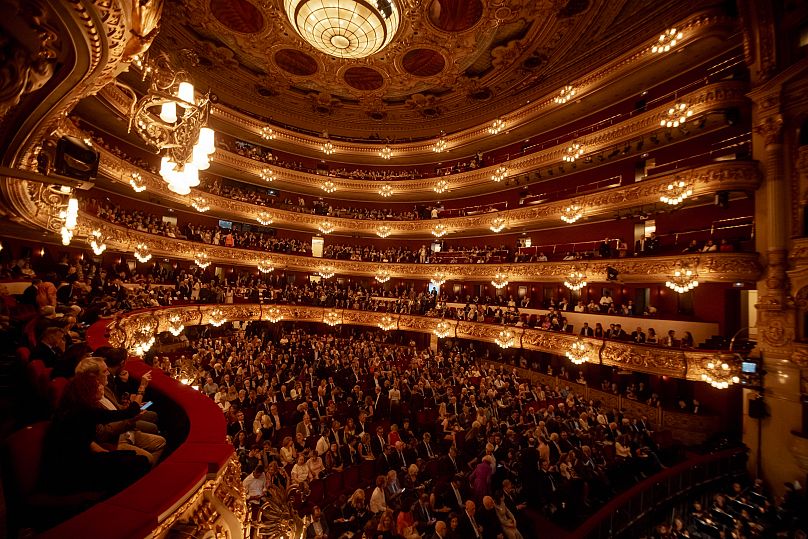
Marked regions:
[323,310,341,326]
[562,143,584,162]
[560,204,583,224]
[488,118,505,135]
[132,334,156,357]
[266,306,283,323]
[433,319,452,338]
[318,221,335,234]
[430,272,447,286]
[665,266,699,293]
[375,269,391,283]
[129,171,146,193]
[256,212,274,226]
[555,85,576,104]
[651,28,684,54]
[433,136,447,153]
[701,355,740,389]
[490,216,507,233]
[322,140,335,155]
[378,314,397,331]
[321,180,337,193]
[257,259,275,273]
[566,338,592,365]
[208,308,227,327]
[190,195,209,212]
[167,314,185,336]
[495,328,516,349]
[318,266,335,279]
[660,178,694,205]
[379,184,394,198]
[259,168,275,182]
[491,272,509,289]
[660,103,693,128]
[59,196,78,246]
[491,165,509,183]
[434,180,449,194]
[89,229,107,255]
[564,270,588,291]
[432,224,448,238]
[377,225,392,238]
[134,243,152,263]
[260,126,276,140]
[379,146,392,160]
[194,252,210,269]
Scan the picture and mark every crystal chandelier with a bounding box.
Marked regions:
[323,310,341,326]
[555,85,576,104]
[318,221,335,234]
[284,0,400,59]
[491,165,508,183]
[208,308,227,327]
[194,252,210,269]
[127,53,215,196]
[660,178,693,205]
[495,328,516,349]
[256,212,274,226]
[260,126,276,140]
[433,319,452,338]
[560,204,583,224]
[266,306,283,323]
[432,224,448,238]
[434,180,449,194]
[257,259,275,273]
[379,146,392,159]
[566,338,592,365]
[59,196,78,246]
[564,270,588,291]
[488,118,505,135]
[379,184,393,197]
[490,217,507,233]
[701,355,740,389]
[131,333,155,357]
[377,225,392,238]
[665,267,699,293]
[652,28,683,54]
[134,243,152,263]
[318,266,335,279]
[430,272,447,286]
[491,272,509,289]
[259,168,275,182]
[129,171,146,193]
[375,269,391,283]
[322,140,335,155]
[433,136,447,153]
[167,314,185,336]
[190,195,209,212]
[563,143,584,162]
[660,103,693,128]
[321,180,337,193]
[378,314,396,331]
[128,317,158,357]
[89,229,107,255]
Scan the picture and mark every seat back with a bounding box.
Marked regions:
[1,421,49,501]
[48,377,70,411]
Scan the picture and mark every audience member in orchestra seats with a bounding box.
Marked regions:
[719,238,735,252]
[460,499,484,539]
[680,331,694,348]
[306,506,329,539]
[469,455,495,501]
[33,326,66,368]
[702,239,718,252]
[432,520,448,539]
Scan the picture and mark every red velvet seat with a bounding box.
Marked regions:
[47,377,69,411]
[359,459,376,485]
[324,470,343,504]
[343,464,360,492]
[16,346,30,364]
[307,477,325,508]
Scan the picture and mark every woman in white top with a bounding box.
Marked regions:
[307,451,325,480]
[369,475,388,514]
[279,436,297,465]
[291,454,313,485]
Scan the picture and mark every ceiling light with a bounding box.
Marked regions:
[379,146,392,159]
[661,102,693,128]
[318,221,335,234]
[660,178,693,205]
[564,270,588,291]
[260,126,276,140]
[432,224,448,238]
[167,314,185,336]
[134,243,152,263]
[488,118,505,135]
[321,180,337,193]
[129,172,146,193]
[375,269,391,283]
[555,85,576,104]
[491,272,509,289]
[209,308,227,327]
[256,212,274,226]
[563,143,583,162]
[194,252,210,269]
[433,137,447,153]
[89,229,106,255]
[490,217,507,233]
[701,356,740,389]
[318,266,335,279]
[377,225,392,238]
[60,196,78,245]
[566,338,591,365]
[266,307,283,323]
[433,319,452,338]
[491,165,508,183]
[378,314,397,331]
[379,184,393,197]
[560,204,583,224]
[652,28,683,54]
[257,259,275,273]
[434,180,449,194]
[190,195,209,212]
[323,310,341,326]
[495,328,516,349]
[430,272,447,286]
[666,267,699,293]
[322,141,335,155]
[259,168,275,182]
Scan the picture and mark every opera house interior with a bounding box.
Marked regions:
[1,0,808,537]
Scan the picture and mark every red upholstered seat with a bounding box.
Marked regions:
[307,478,325,508]
[47,377,69,411]
[16,346,30,363]
[359,459,376,484]
[324,470,343,504]
[343,464,360,492]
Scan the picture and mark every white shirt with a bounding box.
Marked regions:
[243,473,266,498]
[370,486,387,513]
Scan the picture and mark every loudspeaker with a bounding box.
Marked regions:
[55,136,99,181]
[748,398,768,419]
[606,267,619,281]
[715,191,730,208]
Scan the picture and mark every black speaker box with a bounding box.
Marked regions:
[54,136,99,181]
[748,398,768,419]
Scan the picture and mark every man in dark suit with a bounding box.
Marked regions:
[579,322,594,337]
[305,505,329,539]
[33,327,66,369]
[478,496,504,539]
[418,432,437,460]
[431,520,448,539]
[371,425,387,457]
[228,410,248,437]
[413,493,437,533]
[631,327,646,343]
[437,475,468,513]
[458,500,483,539]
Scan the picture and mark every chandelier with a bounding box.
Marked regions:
[318,221,335,234]
[378,314,397,331]
[490,216,507,233]
[129,317,157,357]
[563,143,584,162]
[256,211,274,226]
[652,28,683,54]
[488,118,505,135]
[59,196,78,246]
[560,204,583,224]
[564,270,588,291]
[555,85,576,104]
[208,308,227,327]
[89,229,107,256]
[379,184,393,198]
[701,355,740,389]
[259,168,275,182]
[375,269,391,283]
[566,338,592,365]
[284,0,400,59]
[660,178,693,205]
[194,252,210,269]
[129,171,146,193]
[434,180,449,194]
[491,272,509,289]
[432,224,448,238]
[134,243,152,263]
[660,103,693,128]
[323,310,341,326]
[430,272,447,286]
[491,165,508,183]
[379,146,392,159]
[260,126,276,141]
[377,225,392,238]
[321,180,337,193]
[131,332,156,357]
[167,314,185,337]
[433,320,452,338]
[432,137,447,153]
[257,259,275,273]
[190,195,209,213]
[127,53,215,196]
[495,328,516,349]
[665,266,699,293]
[266,306,283,323]
[318,266,336,279]
[322,141,335,155]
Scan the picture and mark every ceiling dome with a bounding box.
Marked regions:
[284,0,400,59]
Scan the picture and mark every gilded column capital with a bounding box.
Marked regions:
[754,114,784,147]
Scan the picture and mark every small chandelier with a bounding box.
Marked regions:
[132,334,155,357]
[433,136,447,153]
[318,221,335,234]
[433,319,452,338]
[665,267,699,293]
[321,180,337,193]
[490,216,507,233]
[379,146,392,160]
[660,103,693,128]
[378,314,397,331]
[322,140,335,155]
[563,143,584,162]
[491,165,508,183]
[256,211,274,226]
[660,178,693,205]
[491,272,509,289]
[432,224,448,238]
[377,225,392,238]
[318,266,335,279]
[488,118,505,135]
[266,306,283,323]
[194,252,210,269]
[560,204,583,224]
[375,269,391,283]
[134,243,152,263]
[260,126,275,141]
[190,195,209,212]
[323,310,341,326]
[129,171,146,193]
[701,355,740,389]
[59,196,78,246]
[167,314,185,336]
[496,328,516,349]
[555,85,576,104]
[566,338,592,365]
[564,270,588,291]
[434,180,449,194]
[257,259,275,273]
[379,184,393,198]
[652,28,683,54]
[208,308,227,327]
[259,168,275,182]
[430,272,447,286]
[89,229,107,255]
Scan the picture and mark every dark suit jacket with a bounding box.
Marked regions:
[477,506,503,539]
[458,511,483,539]
[305,518,329,538]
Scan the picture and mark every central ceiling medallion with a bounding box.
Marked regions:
[284,0,400,59]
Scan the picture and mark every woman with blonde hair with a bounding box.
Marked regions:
[279,435,297,465]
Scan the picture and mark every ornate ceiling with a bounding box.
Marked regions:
[150,0,715,141]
